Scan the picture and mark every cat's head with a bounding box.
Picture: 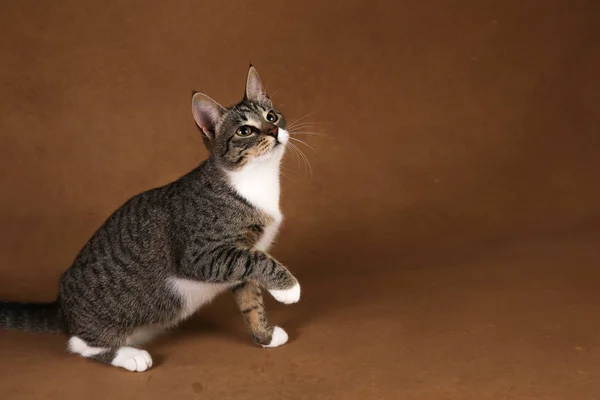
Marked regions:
[191,66,288,170]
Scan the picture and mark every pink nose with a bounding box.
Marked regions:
[268,127,279,138]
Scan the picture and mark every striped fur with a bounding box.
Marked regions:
[0,66,300,371]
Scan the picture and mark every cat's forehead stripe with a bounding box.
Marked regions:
[246,117,262,128]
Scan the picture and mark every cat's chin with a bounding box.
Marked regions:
[270,144,287,159]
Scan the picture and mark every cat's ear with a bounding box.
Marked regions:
[192,92,226,140]
[245,65,272,106]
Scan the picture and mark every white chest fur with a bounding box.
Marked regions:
[253,220,281,252]
[227,154,283,221]
[169,278,232,321]
[228,152,283,252]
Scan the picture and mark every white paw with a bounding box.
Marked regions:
[269,283,301,304]
[262,326,289,348]
[112,347,153,372]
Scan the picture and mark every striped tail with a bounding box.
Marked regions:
[0,301,65,333]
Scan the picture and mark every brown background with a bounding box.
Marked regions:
[1,0,599,399]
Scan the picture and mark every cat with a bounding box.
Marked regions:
[0,66,301,372]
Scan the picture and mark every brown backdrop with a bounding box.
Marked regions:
[1,1,599,399]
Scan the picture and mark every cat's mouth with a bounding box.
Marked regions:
[256,139,285,161]
[269,129,288,151]
[266,142,282,156]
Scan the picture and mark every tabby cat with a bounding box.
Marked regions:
[0,66,301,372]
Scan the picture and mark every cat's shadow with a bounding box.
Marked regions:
[152,306,250,346]
[153,269,376,352]
[148,272,361,354]
[149,207,490,353]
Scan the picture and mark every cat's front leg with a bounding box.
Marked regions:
[185,245,301,304]
[243,251,301,305]
[231,282,289,347]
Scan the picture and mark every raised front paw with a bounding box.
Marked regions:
[269,282,301,304]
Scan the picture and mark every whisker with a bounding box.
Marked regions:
[289,131,334,140]
[279,167,297,182]
[268,88,279,100]
[288,142,300,168]
[285,141,302,168]
[288,131,331,137]
[287,120,328,129]
[287,142,304,172]
[287,112,318,129]
[289,137,318,153]
[287,121,319,130]
[264,84,282,105]
[288,142,313,181]
[288,142,303,169]
[298,147,314,181]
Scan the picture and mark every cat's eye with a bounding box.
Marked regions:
[266,111,278,123]
[236,126,254,137]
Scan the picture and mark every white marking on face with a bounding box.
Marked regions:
[277,128,289,145]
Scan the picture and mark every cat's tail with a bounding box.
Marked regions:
[0,301,65,333]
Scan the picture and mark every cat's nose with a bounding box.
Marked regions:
[267,127,279,139]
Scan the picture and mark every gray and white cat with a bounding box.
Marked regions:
[0,66,301,372]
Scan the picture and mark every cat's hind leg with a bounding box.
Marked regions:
[231,282,288,348]
[67,335,153,372]
[125,325,165,346]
